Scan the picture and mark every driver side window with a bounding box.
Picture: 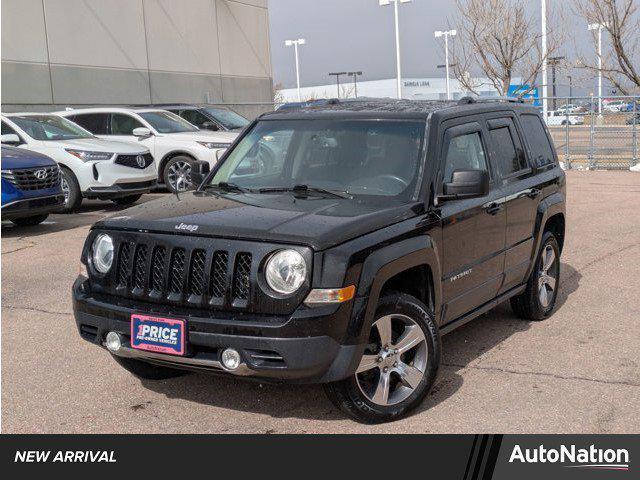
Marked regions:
[110,114,144,135]
[443,131,487,182]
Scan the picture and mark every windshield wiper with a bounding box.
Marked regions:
[207,182,252,194]
[258,184,352,199]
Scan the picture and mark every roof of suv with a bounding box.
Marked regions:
[129,104,232,111]
[56,107,170,115]
[262,97,539,120]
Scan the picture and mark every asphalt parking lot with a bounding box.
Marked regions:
[2,171,639,433]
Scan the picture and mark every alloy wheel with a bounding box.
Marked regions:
[538,244,558,308]
[356,314,427,406]
[167,161,192,192]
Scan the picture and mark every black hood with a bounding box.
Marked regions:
[96,191,422,250]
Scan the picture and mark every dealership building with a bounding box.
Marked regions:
[1,0,274,119]
[278,77,526,103]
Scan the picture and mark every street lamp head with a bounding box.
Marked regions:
[587,22,608,30]
[285,40,293,46]
[449,29,457,36]
[434,31,443,38]
[298,38,306,45]
[379,0,411,6]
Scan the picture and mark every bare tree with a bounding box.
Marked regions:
[574,0,640,94]
[450,0,560,96]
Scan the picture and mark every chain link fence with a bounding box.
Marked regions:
[542,95,639,170]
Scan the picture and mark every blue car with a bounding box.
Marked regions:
[2,145,65,226]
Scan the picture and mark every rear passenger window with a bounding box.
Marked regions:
[68,113,109,135]
[520,114,556,167]
[488,119,528,178]
[110,114,144,135]
[443,132,488,182]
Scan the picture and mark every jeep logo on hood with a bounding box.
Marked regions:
[174,223,199,232]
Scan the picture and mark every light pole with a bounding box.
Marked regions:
[541,0,548,118]
[379,0,411,99]
[329,72,347,98]
[588,23,606,116]
[347,71,363,98]
[548,56,565,110]
[285,38,306,102]
[434,29,457,100]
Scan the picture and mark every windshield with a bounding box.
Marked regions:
[208,119,425,201]
[204,108,249,129]
[9,115,94,141]
[139,111,199,133]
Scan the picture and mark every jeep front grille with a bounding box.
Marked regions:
[110,238,255,309]
[90,233,310,315]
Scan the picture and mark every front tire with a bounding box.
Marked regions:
[111,194,143,207]
[510,231,561,320]
[163,156,195,193]
[324,293,441,424]
[112,355,188,380]
[10,214,48,227]
[60,166,82,212]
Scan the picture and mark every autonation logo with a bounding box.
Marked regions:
[509,444,630,471]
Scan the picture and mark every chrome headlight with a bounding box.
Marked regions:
[197,141,231,149]
[92,234,114,274]
[66,149,114,161]
[264,250,307,295]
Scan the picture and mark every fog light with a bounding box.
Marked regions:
[221,348,241,370]
[105,331,122,353]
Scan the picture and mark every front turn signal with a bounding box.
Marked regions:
[304,285,356,306]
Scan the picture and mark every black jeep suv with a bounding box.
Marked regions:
[73,98,566,423]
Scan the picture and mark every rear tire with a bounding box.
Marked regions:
[60,166,82,213]
[10,214,48,226]
[323,293,441,424]
[111,194,143,207]
[510,231,561,321]
[112,355,188,380]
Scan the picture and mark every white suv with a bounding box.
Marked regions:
[1,113,157,212]
[57,108,238,192]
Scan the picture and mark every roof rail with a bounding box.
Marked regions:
[458,96,525,105]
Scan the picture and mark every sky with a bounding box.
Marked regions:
[267,0,598,94]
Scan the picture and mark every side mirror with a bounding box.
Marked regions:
[132,127,152,138]
[440,169,489,201]
[1,133,21,145]
[190,161,210,187]
[201,122,219,131]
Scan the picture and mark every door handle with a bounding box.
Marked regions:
[485,203,503,215]
[525,188,541,199]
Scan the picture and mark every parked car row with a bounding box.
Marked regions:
[1,105,249,221]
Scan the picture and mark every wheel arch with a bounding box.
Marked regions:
[349,236,442,344]
[526,191,566,279]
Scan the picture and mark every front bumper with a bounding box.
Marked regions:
[72,277,363,383]
[1,193,65,220]
[84,180,158,199]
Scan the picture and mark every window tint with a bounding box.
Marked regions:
[139,111,199,133]
[210,120,425,200]
[1,121,18,135]
[488,121,527,177]
[180,109,215,129]
[443,132,488,182]
[8,115,93,141]
[68,113,109,135]
[520,114,556,167]
[110,114,144,135]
